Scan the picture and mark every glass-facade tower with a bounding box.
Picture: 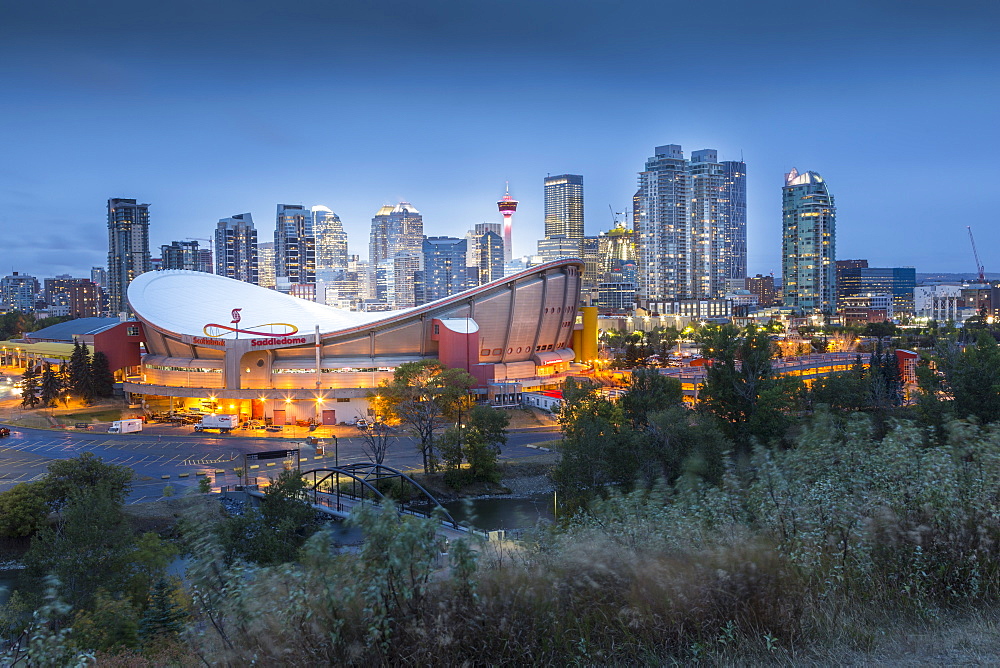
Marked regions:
[215,213,258,285]
[635,146,746,304]
[107,197,151,315]
[543,174,584,239]
[312,206,349,271]
[274,204,316,284]
[782,168,836,312]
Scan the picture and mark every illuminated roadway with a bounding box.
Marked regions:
[0,424,561,503]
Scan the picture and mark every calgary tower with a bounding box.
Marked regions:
[497,182,518,263]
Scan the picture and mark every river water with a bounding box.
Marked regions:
[435,492,556,531]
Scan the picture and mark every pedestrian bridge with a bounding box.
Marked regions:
[243,462,486,541]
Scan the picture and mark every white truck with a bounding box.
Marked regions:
[108,419,143,434]
[194,413,239,434]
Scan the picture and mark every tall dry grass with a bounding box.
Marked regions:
[176,412,1000,665]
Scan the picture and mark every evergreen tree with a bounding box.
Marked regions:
[19,366,40,408]
[137,578,186,646]
[90,351,115,398]
[39,362,62,407]
[68,338,93,403]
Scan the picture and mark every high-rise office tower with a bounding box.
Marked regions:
[107,198,151,314]
[497,184,518,263]
[215,213,258,284]
[837,263,916,315]
[580,236,601,295]
[466,222,502,276]
[722,160,747,282]
[258,242,276,289]
[274,204,316,284]
[477,231,505,285]
[543,174,584,239]
[369,202,423,306]
[782,168,836,312]
[419,236,468,304]
[635,145,746,303]
[312,206,349,271]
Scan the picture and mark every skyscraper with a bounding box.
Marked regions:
[215,213,258,284]
[312,206,349,271]
[544,174,584,239]
[369,202,423,306]
[465,223,503,285]
[107,198,151,314]
[258,242,276,289]
[274,204,316,285]
[477,231,505,285]
[782,168,836,312]
[722,160,747,282]
[419,236,468,304]
[635,145,746,303]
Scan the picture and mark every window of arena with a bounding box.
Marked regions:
[146,365,222,373]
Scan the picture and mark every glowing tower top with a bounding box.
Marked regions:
[497,182,518,263]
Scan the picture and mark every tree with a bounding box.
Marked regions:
[71,590,140,653]
[645,407,730,485]
[137,578,187,647]
[39,362,63,407]
[25,487,137,608]
[620,369,682,430]
[19,366,40,408]
[45,452,134,510]
[68,338,93,404]
[90,351,116,398]
[359,419,395,466]
[552,378,633,510]
[0,481,49,538]
[440,405,510,487]
[379,360,477,474]
[944,332,1000,424]
[698,324,801,452]
[810,369,869,412]
[217,470,319,565]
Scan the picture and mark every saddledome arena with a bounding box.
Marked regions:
[123,258,587,424]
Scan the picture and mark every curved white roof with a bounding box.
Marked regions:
[128,270,402,339]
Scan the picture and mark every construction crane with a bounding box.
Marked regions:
[967,226,986,283]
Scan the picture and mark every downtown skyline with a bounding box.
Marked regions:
[2,1,998,278]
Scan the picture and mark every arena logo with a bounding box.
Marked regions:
[192,336,226,347]
[251,336,308,348]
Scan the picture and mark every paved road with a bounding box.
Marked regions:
[0,424,561,503]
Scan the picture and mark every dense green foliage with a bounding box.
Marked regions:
[698,324,803,452]
[216,470,321,565]
[0,481,48,538]
[439,404,510,487]
[379,359,477,473]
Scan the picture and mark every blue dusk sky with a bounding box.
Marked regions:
[1,0,998,279]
